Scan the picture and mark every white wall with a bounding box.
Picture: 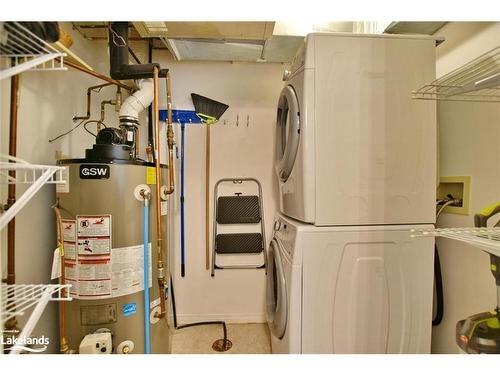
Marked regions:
[432,22,500,353]
[153,51,283,323]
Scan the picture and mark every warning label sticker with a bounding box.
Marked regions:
[64,260,78,297]
[64,242,77,261]
[62,220,76,242]
[68,214,113,300]
[77,237,111,256]
[66,214,153,300]
[78,279,111,299]
[78,258,111,280]
[111,243,152,299]
[77,215,111,237]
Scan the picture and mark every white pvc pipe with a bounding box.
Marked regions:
[119,78,154,120]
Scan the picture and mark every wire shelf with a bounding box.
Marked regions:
[0,154,66,231]
[0,22,66,80]
[1,283,71,324]
[413,45,500,102]
[411,227,500,257]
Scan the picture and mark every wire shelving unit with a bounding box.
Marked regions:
[0,154,66,231]
[0,21,66,80]
[411,227,500,258]
[1,284,72,354]
[413,45,500,102]
[1,284,71,324]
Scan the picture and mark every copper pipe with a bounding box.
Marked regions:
[153,66,166,318]
[163,71,175,196]
[53,203,69,353]
[6,74,19,286]
[3,74,21,340]
[99,100,116,132]
[73,83,113,122]
[59,58,134,92]
[135,127,139,158]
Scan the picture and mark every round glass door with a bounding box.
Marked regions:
[266,239,287,339]
[275,85,300,183]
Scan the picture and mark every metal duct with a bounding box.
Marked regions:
[108,22,166,80]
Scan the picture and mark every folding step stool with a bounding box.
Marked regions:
[211,178,267,277]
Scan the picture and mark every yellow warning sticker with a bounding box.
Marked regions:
[492,264,497,272]
[146,167,156,185]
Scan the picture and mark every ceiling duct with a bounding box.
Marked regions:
[132,22,275,40]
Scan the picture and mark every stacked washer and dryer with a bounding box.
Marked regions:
[266,33,437,354]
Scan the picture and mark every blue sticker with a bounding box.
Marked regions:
[122,303,137,317]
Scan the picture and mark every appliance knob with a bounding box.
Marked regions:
[274,221,282,231]
[282,70,291,81]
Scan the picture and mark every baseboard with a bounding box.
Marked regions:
[176,313,267,325]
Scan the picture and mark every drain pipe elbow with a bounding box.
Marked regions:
[119,79,154,120]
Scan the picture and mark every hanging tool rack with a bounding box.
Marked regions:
[0,22,66,80]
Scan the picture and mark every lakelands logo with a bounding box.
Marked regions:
[1,332,49,353]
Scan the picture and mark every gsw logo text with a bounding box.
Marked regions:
[79,165,110,179]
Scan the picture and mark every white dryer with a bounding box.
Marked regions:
[267,214,435,354]
[275,33,437,226]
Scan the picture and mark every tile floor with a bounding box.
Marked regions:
[171,323,271,354]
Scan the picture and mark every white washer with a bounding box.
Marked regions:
[275,33,437,226]
[266,215,302,354]
[267,215,434,354]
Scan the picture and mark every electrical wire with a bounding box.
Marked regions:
[83,120,107,138]
[436,200,455,219]
[432,199,456,326]
[48,118,86,143]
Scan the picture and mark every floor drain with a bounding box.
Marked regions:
[212,339,232,352]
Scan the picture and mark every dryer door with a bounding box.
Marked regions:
[275,85,300,183]
[266,238,288,339]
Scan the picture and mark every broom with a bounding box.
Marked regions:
[191,93,229,125]
[191,94,229,271]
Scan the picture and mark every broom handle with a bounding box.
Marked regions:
[205,125,210,270]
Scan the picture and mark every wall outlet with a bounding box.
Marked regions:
[437,176,471,215]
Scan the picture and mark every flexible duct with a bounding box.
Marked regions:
[119,79,154,121]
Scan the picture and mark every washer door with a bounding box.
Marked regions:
[275,85,300,183]
[266,239,288,339]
